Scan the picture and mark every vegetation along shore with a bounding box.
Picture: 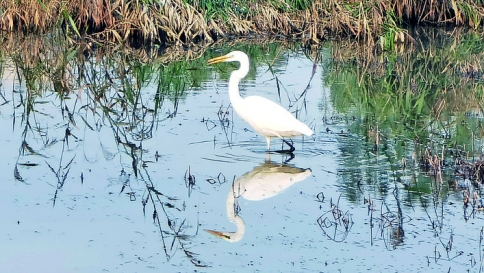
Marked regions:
[1,0,484,46]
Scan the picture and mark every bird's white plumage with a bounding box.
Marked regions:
[208,51,313,150]
[236,95,313,138]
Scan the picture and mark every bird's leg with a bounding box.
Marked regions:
[270,138,294,154]
[265,137,271,151]
[283,152,295,164]
[282,138,295,153]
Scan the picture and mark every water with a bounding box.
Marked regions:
[0,40,483,273]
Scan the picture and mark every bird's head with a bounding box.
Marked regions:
[204,229,243,242]
[208,51,249,65]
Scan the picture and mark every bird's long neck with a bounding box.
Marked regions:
[228,60,249,109]
[205,181,246,242]
[225,183,245,242]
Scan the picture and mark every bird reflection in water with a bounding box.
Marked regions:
[205,160,312,242]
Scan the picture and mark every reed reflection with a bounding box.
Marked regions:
[205,160,312,242]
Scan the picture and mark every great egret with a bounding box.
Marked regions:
[208,51,314,151]
[205,161,312,242]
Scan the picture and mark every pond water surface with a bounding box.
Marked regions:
[0,37,483,273]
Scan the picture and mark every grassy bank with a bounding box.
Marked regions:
[1,0,483,45]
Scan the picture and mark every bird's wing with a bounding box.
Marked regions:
[236,95,312,136]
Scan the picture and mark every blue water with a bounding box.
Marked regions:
[0,47,481,273]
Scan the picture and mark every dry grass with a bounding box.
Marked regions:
[0,0,483,45]
[394,0,484,28]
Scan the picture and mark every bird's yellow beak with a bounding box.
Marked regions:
[208,54,231,65]
[204,229,231,240]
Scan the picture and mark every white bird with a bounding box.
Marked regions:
[205,161,312,242]
[208,51,313,151]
